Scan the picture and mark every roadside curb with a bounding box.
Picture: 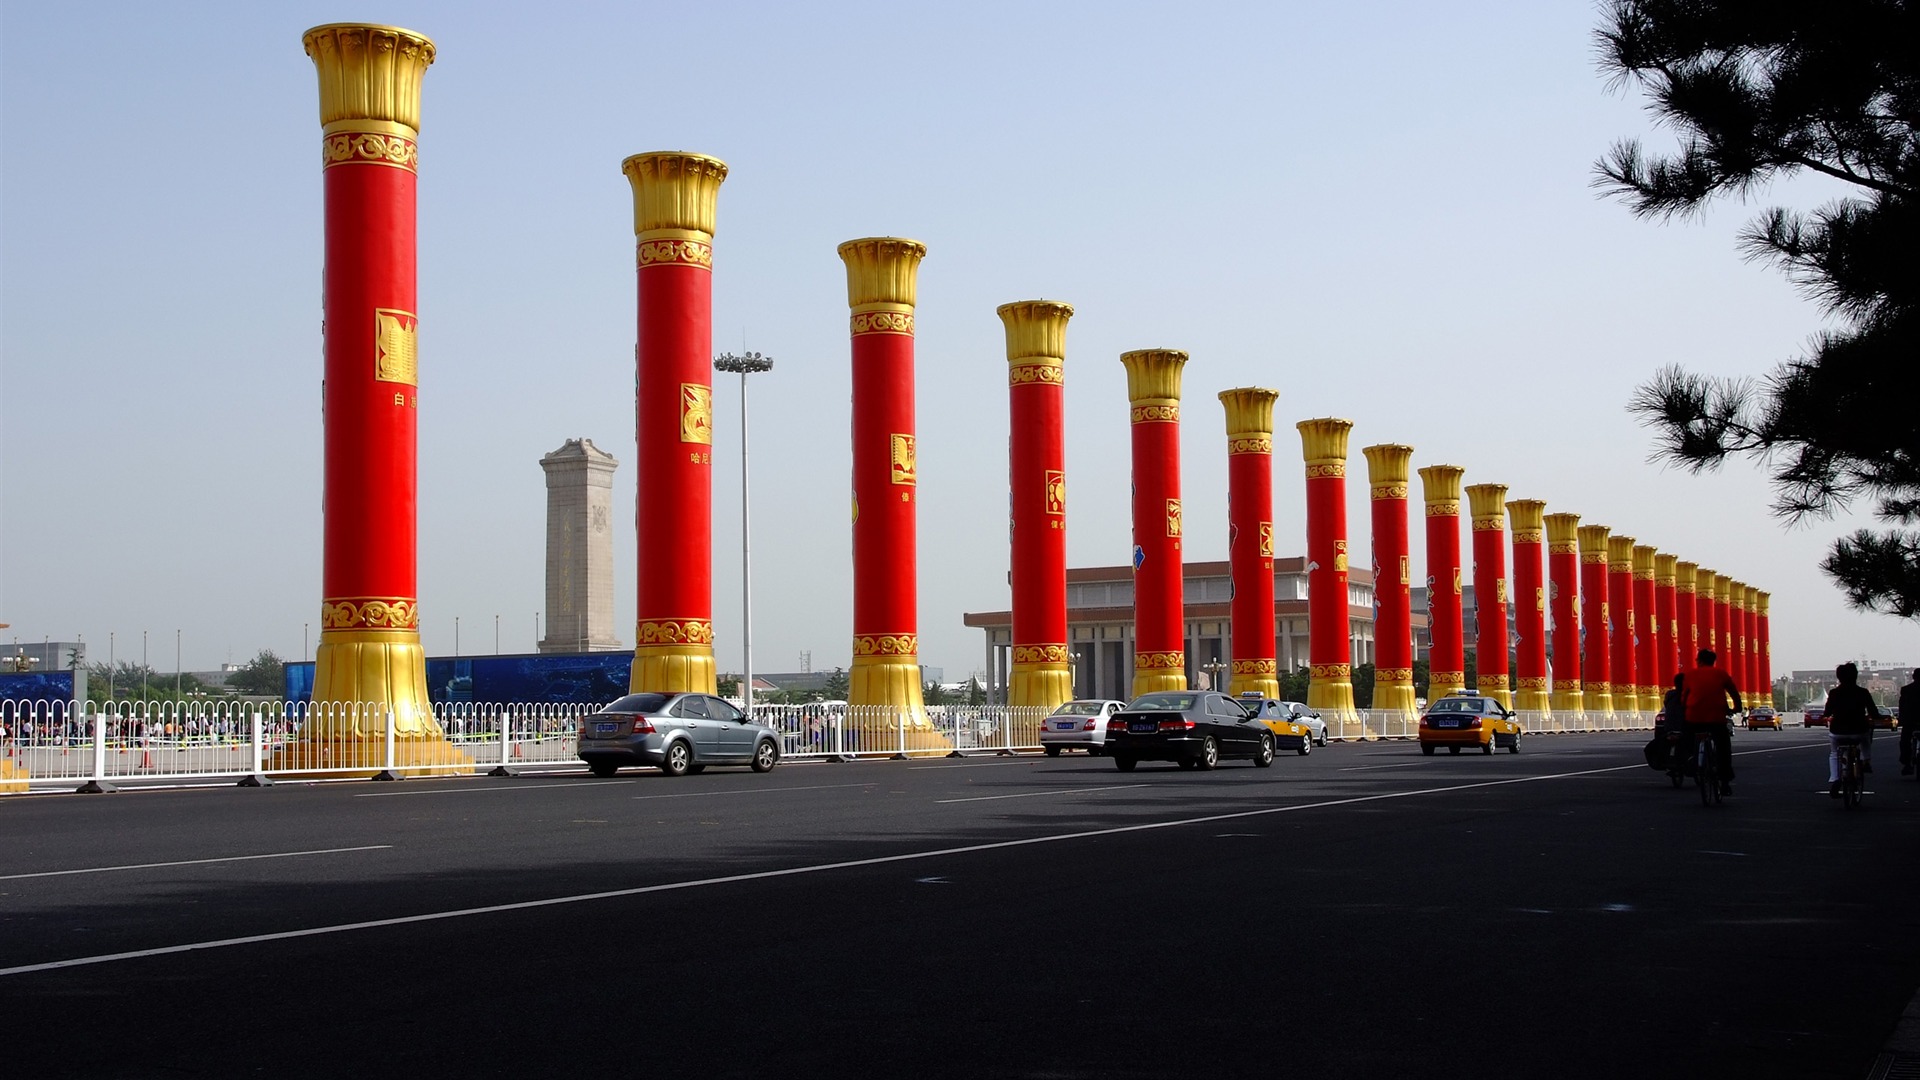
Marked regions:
[1867,987,1920,1079]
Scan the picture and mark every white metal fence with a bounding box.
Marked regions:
[0,697,1727,793]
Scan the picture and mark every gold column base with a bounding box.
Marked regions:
[0,757,28,793]
[631,642,717,695]
[1429,670,1466,701]
[1548,689,1582,730]
[1307,665,1359,730]
[1586,688,1615,722]
[276,630,472,777]
[1512,676,1550,716]
[1227,659,1279,701]
[1373,678,1418,713]
[1477,673,1512,710]
[1131,671,1187,695]
[1640,687,1662,715]
[848,653,951,756]
[1009,660,1073,710]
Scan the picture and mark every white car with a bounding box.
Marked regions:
[1039,699,1126,756]
[1280,701,1330,746]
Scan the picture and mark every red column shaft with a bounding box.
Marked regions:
[1654,580,1677,690]
[1675,571,1696,672]
[1471,522,1509,693]
[1008,368,1065,658]
[1549,547,1581,695]
[1580,560,1610,705]
[1714,596,1732,670]
[1305,465,1351,677]
[1132,419,1182,656]
[1371,487,1411,675]
[1512,535,1545,696]
[1633,573,1656,700]
[1758,608,1771,701]
[1609,566,1635,707]
[322,144,418,610]
[634,256,713,633]
[1696,578,1717,657]
[1426,508,1464,683]
[853,331,917,639]
[1743,600,1758,693]
[1227,439,1276,681]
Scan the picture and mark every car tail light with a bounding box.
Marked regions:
[1107,719,1127,731]
[1466,718,1482,728]
[1158,719,1196,731]
[1418,716,1430,727]
[631,719,654,734]
[1082,719,1098,731]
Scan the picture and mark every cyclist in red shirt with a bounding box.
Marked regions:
[1682,648,1742,796]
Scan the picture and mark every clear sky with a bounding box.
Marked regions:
[1,1,1910,680]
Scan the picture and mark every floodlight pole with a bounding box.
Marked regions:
[715,351,774,715]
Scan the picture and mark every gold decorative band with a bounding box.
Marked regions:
[1425,502,1460,516]
[1011,643,1070,664]
[1376,667,1414,682]
[1634,568,1655,580]
[851,311,914,336]
[1009,360,1063,386]
[1581,553,1608,565]
[1370,483,1408,500]
[1512,530,1543,544]
[1309,663,1351,680]
[1134,650,1185,671]
[1305,463,1346,479]
[1471,516,1505,532]
[322,597,419,630]
[1478,674,1510,690]
[1432,670,1464,684]
[853,633,919,657]
[1549,541,1577,554]
[1231,659,1278,676]
[322,131,418,172]
[1516,676,1550,690]
[1678,585,1696,595]
[1228,435,1273,455]
[637,238,713,269]
[1130,404,1179,424]
[637,619,714,645]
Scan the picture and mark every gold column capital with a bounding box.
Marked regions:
[1544,511,1580,551]
[1756,591,1770,615]
[1506,499,1546,540]
[1466,483,1508,530]
[1606,535,1636,568]
[1632,544,1657,579]
[1577,524,1611,563]
[304,23,435,132]
[1363,443,1414,487]
[1655,552,1678,585]
[1219,387,1279,439]
[1675,560,1698,593]
[839,237,928,308]
[1742,584,1758,609]
[997,300,1074,360]
[1715,576,1734,603]
[1120,349,1188,406]
[1695,568,1718,597]
[1418,464,1465,507]
[622,152,728,238]
[1296,417,1354,466]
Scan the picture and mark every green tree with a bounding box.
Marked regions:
[823,666,851,701]
[1279,667,1310,703]
[965,676,986,706]
[225,649,285,696]
[1596,0,1919,618]
[924,680,952,705]
[717,675,741,698]
[1351,663,1376,708]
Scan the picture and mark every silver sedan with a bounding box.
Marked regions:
[578,692,782,777]
[1280,701,1330,746]
[1039,699,1126,756]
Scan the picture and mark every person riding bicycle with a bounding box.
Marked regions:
[1681,648,1740,796]
[1899,668,1918,776]
[1659,673,1687,775]
[1823,662,1883,798]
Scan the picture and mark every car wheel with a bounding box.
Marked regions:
[751,739,779,773]
[1297,736,1312,757]
[1448,746,1461,755]
[1113,755,1137,772]
[1254,735,1274,768]
[1421,744,1435,756]
[1508,734,1521,754]
[1044,745,1061,758]
[660,740,692,776]
[1316,730,1329,747]
[1197,736,1219,770]
[588,760,619,778]
[1482,737,1495,755]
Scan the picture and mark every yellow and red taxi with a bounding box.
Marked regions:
[1418,692,1523,755]
[1745,707,1781,730]
[1237,694,1315,756]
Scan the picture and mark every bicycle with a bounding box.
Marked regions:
[1836,736,1866,809]
[1694,729,1722,807]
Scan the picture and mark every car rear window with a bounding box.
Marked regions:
[1428,698,1483,714]
[602,693,669,713]
[1128,693,1197,711]
[1051,701,1106,716]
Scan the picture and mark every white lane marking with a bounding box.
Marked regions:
[0,759,1691,977]
[936,784,1144,804]
[908,759,1048,770]
[355,781,628,798]
[633,782,877,801]
[0,846,392,882]
[1701,851,1749,857]
[1339,762,1430,772]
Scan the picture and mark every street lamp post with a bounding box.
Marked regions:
[714,351,774,715]
[1202,658,1228,693]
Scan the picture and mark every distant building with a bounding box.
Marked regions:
[539,438,623,654]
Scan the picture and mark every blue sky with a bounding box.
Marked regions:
[2,1,1908,679]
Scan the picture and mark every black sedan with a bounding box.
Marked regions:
[1104,691,1275,771]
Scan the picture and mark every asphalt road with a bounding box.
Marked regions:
[2,729,1914,1079]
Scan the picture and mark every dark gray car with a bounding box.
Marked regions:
[577,692,782,777]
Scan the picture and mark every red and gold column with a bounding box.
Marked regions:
[1577,524,1613,719]
[1507,498,1549,716]
[1675,561,1698,668]
[624,152,728,694]
[1125,350,1189,695]
[1632,545,1659,713]
[1695,568,1720,660]
[842,238,933,727]
[1713,576,1735,682]
[1545,512,1583,720]
[298,24,465,772]
[1364,444,1417,718]
[1654,553,1679,698]
[1420,465,1468,701]
[1607,536,1639,719]
[1221,389,1281,700]
[1002,300,1075,708]
[1756,590,1773,707]
[1466,484,1511,709]
[1299,419,1358,722]
[1733,582,1753,695]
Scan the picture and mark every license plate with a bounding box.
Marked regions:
[1129,722,1157,733]
[593,722,617,735]
[1435,718,1459,728]
[1055,721,1076,730]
